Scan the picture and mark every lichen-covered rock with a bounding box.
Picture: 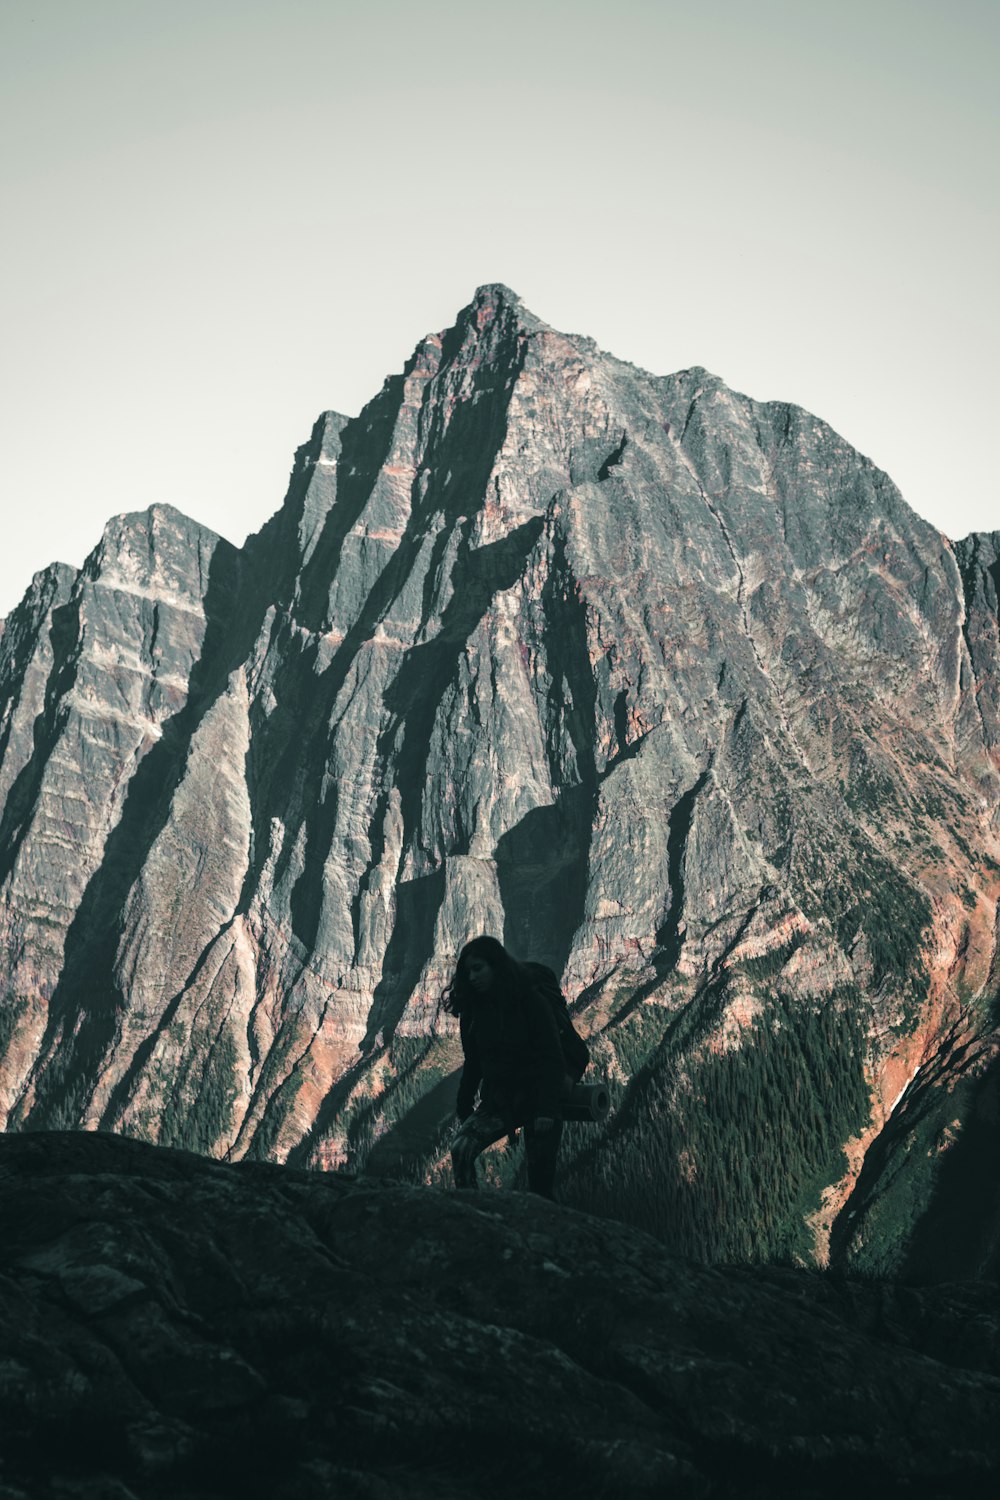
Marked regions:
[2,286,1000,1273]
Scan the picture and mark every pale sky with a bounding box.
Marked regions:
[2,0,996,616]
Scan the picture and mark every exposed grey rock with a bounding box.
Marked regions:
[2,286,1000,1273]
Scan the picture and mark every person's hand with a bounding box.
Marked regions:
[533,1116,555,1134]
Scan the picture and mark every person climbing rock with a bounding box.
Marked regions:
[443,936,571,1199]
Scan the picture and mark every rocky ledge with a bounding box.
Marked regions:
[0,1133,998,1498]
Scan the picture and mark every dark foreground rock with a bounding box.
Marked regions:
[1,1133,998,1498]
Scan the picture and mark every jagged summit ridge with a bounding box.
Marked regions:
[1,289,999,1276]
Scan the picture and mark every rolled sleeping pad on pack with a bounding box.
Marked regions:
[560,1081,611,1123]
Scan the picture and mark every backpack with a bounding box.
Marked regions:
[524,962,590,1081]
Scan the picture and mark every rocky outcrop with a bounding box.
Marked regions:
[2,1130,999,1499]
[2,286,1000,1272]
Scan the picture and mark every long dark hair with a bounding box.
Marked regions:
[441,935,534,1018]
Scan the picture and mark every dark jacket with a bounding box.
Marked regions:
[456,981,566,1125]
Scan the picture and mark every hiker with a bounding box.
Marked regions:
[444,935,573,1199]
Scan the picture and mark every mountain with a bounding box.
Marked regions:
[2,284,999,1275]
[3,1129,999,1499]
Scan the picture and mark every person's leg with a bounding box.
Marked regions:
[523,1118,564,1198]
[451,1111,507,1189]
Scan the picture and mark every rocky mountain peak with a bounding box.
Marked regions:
[464,280,542,327]
[2,290,1000,1279]
[84,503,225,601]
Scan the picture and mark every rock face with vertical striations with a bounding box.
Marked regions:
[2,285,1000,1275]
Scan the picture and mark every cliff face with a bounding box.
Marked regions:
[2,286,999,1273]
